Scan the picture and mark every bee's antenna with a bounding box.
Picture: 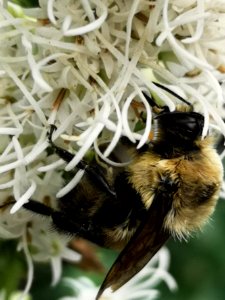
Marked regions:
[152,81,192,107]
[142,92,170,113]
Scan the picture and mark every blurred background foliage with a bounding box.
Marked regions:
[2,0,225,299]
[160,200,225,300]
[10,0,39,7]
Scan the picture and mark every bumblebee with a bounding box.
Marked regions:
[1,86,223,299]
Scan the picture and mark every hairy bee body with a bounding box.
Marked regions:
[2,91,223,299]
[55,131,222,250]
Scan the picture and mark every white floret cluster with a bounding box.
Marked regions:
[59,248,177,300]
[0,0,224,299]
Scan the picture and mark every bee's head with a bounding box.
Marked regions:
[153,111,205,156]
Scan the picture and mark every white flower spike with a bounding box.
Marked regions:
[59,248,177,300]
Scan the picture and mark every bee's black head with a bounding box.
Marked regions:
[155,111,204,141]
[153,111,204,156]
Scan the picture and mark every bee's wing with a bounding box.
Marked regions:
[95,189,173,300]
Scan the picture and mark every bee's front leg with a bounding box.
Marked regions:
[47,125,116,196]
[47,124,76,163]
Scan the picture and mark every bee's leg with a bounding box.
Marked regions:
[152,81,192,107]
[47,124,75,163]
[0,199,53,216]
[23,200,53,216]
[47,125,89,169]
[48,125,116,196]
